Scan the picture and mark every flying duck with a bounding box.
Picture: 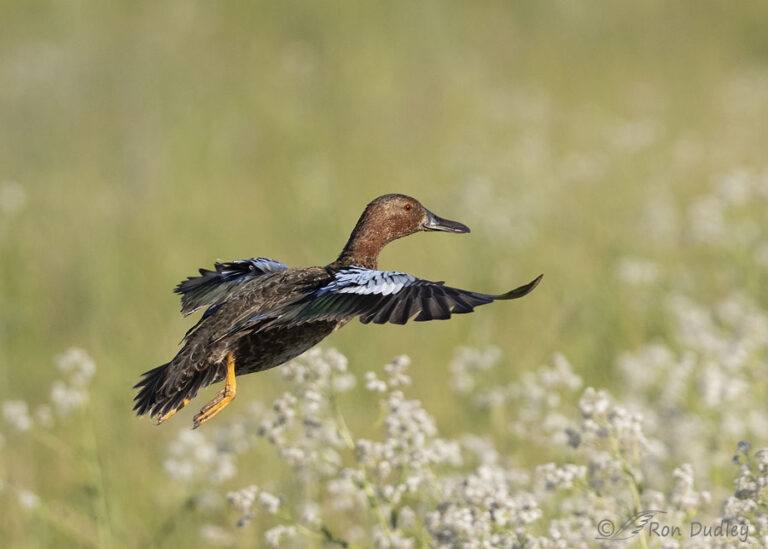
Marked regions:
[134,194,542,428]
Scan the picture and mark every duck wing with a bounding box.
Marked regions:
[175,257,290,315]
[270,267,543,327]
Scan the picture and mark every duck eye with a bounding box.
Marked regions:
[404,204,412,212]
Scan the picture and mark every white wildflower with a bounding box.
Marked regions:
[384,355,411,388]
[326,470,366,511]
[265,525,296,547]
[55,348,96,387]
[326,347,348,372]
[616,257,661,286]
[50,381,87,416]
[383,391,437,448]
[449,346,501,394]
[398,506,416,530]
[641,489,667,510]
[17,489,40,510]
[461,434,499,465]
[617,344,675,393]
[332,372,356,393]
[2,400,33,431]
[365,372,387,392]
[373,526,414,549]
[669,463,710,512]
[227,484,259,526]
[300,502,321,526]
[579,388,610,418]
[165,429,237,484]
[547,353,583,391]
[722,496,757,521]
[535,463,587,491]
[716,169,753,206]
[199,524,234,545]
[258,490,281,514]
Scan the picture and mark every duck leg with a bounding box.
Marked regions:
[156,398,191,425]
[192,352,237,429]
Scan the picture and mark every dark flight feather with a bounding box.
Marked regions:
[273,268,543,327]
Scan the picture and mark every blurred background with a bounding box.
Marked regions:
[2,1,768,546]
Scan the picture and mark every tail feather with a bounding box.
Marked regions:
[132,364,171,417]
[133,361,225,420]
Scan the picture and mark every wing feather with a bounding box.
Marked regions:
[372,297,401,324]
[175,257,290,315]
[276,267,542,327]
[447,291,474,314]
[389,296,412,325]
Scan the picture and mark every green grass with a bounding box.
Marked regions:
[2,1,768,546]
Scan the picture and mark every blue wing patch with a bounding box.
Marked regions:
[316,267,416,297]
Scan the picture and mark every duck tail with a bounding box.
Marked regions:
[133,359,223,421]
[132,363,172,418]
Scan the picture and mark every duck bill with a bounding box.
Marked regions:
[423,209,471,233]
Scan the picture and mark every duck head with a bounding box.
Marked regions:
[335,194,470,269]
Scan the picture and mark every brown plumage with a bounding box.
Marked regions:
[133,194,542,428]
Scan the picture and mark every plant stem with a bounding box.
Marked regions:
[329,390,393,542]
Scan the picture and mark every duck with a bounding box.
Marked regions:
[133,194,542,428]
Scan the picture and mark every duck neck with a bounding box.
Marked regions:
[331,213,390,270]
[333,233,383,270]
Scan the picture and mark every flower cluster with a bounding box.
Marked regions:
[2,347,96,432]
[0,348,108,548]
[161,283,768,548]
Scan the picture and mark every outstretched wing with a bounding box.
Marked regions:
[272,267,543,327]
[175,257,290,315]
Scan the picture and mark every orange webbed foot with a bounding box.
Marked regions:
[156,398,191,425]
[192,352,237,429]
